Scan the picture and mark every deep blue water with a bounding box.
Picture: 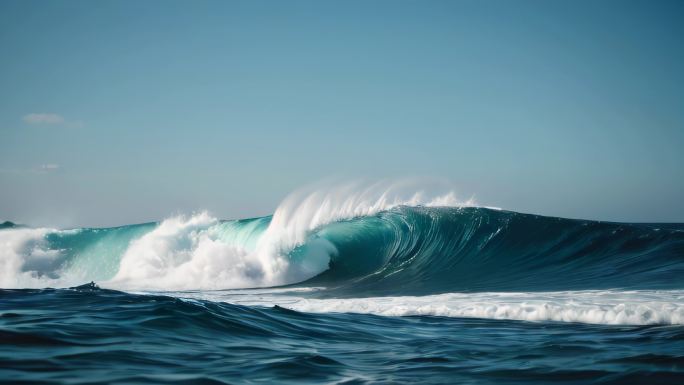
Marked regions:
[1,206,683,384]
[1,284,683,385]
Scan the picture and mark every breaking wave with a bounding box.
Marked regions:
[1,182,683,325]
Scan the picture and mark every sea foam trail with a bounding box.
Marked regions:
[175,289,684,326]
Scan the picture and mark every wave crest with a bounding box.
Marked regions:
[0,182,469,290]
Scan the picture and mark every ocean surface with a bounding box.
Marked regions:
[1,188,683,384]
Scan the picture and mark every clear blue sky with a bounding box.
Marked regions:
[1,0,683,226]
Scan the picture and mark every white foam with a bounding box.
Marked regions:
[172,289,684,326]
[1,181,469,290]
[103,181,470,291]
[257,180,473,254]
[102,182,472,290]
[0,227,63,288]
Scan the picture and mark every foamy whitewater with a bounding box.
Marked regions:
[0,181,474,290]
[2,182,683,384]
[170,289,684,326]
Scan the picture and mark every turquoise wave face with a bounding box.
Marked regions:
[42,224,157,282]
[304,207,684,295]
[2,207,682,293]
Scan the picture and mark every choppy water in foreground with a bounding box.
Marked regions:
[1,189,684,383]
[1,284,683,385]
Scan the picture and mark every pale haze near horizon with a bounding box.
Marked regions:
[1,0,683,227]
